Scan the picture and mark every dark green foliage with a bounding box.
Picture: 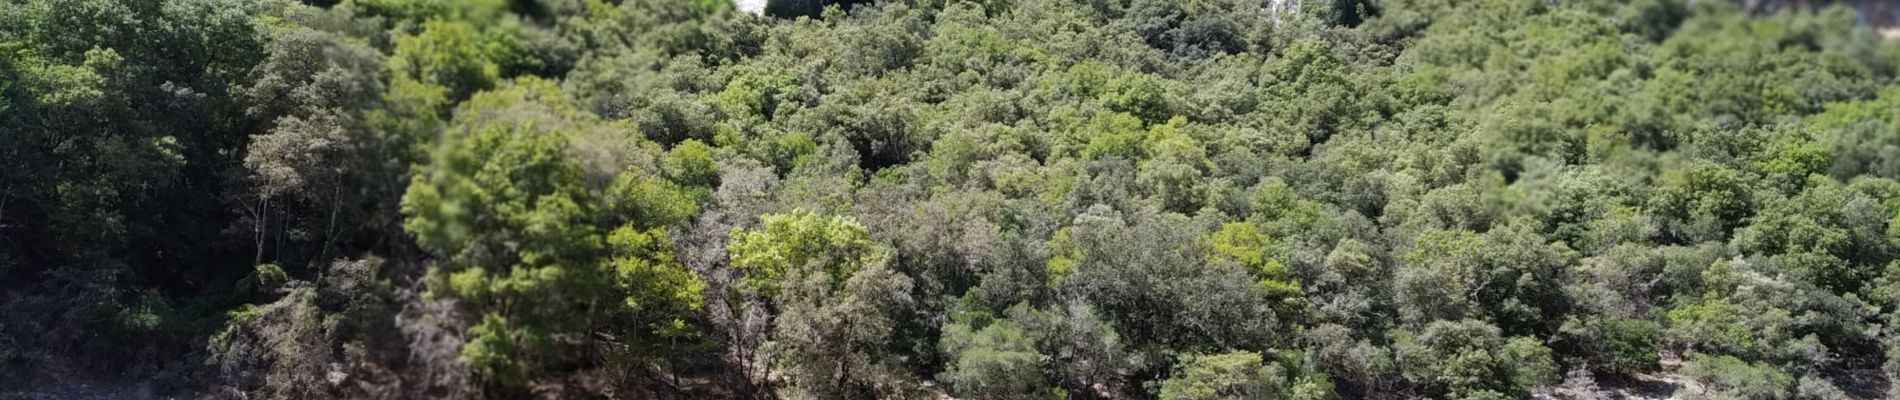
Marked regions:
[766,0,875,18]
[0,0,271,373]
[939,306,1061,399]
[1057,206,1279,350]
[4,0,1900,398]
[1392,319,1557,399]
[729,210,920,398]
[1559,316,1662,375]
[401,78,705,388]
[1156,351,1289,400]
[1681,353,1795,400]
[1395,220,1574,335]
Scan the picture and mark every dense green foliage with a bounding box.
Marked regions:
[4,0,1900,398]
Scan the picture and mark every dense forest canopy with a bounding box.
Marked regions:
[3,0,1900,398]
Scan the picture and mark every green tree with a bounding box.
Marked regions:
[1157,351,1289,400]
[1395,221,1573,334]
[1208,221,1298,295]
[386,19,518,102]
[728,210,919,398]
[0,0,270,369]
[1207,221,1307,323]
[1647,159,1754,244]
[1732,179,1896,293]
[240,22,392,267]
[1060,206,1279,350]
[1680,353,1793,400]
[939,310,1061,400]
[1392,319,1557,399]
[665,139,721,191]
[1138,117,1212,213]
[1558,316,1661,375]
[402,78,703,386]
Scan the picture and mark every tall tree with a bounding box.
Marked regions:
[402,77,704,387]
[728,210,919,398]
